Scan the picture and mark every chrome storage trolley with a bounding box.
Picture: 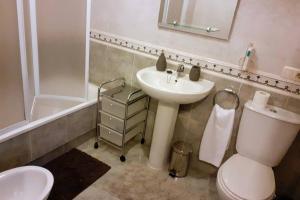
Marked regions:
[94,77,149,162]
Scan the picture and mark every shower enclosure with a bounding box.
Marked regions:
[0,0,91,134]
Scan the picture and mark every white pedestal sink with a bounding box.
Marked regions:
[136,66,215,169]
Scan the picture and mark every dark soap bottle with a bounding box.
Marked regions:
[156,52,167,71]
[189,65,201,81]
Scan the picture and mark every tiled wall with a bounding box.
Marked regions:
[91,0,300,76]
[0,105,96,172]
[90,41,300,199]
[90,31,300,96]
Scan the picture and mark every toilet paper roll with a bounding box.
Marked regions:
[252,91,270,108]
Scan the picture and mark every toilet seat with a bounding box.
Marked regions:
[217,169,242,200]
[218,154,275,200]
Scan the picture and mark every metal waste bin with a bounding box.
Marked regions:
[169,141,193,178]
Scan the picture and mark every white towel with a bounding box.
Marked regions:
[199,104,235,167]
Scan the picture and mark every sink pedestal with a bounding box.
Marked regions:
[148,101,179,169]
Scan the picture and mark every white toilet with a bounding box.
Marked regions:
[216,100,300,200]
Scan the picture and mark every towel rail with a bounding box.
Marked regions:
[213,88,240,110]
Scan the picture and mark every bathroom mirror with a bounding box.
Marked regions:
[158,0,239,40]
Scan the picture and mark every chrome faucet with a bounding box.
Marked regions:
[176,64,185,79]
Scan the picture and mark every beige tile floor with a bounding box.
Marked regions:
[74,138,218,200]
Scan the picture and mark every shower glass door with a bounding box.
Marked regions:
[35,0,89,99]
[0,0,28,130]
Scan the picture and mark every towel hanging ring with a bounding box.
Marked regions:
[213,88,240,110]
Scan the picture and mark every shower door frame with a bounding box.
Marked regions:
[17,0,30,121]
[0,0,91,134]
[29,0,91,102]
[0,0,31,134]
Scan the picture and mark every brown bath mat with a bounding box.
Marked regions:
[43,149,110,200]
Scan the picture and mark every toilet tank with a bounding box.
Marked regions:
[236,100,300,167]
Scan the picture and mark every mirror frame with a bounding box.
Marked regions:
[158,0,239,40]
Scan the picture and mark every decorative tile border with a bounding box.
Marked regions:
[90,31,300,96]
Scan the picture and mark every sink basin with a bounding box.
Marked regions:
[136,66,214,104]
[136,66,215,170]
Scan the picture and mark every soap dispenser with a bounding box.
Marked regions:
[156,51,167,71]
[189,65,201,81]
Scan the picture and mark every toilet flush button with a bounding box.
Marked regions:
[269,108,277,113]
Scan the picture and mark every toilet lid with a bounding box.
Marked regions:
[220,154,275,200]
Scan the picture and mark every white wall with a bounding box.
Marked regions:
[91,0,300,76]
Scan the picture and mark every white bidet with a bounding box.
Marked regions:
[0,166,54,200]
